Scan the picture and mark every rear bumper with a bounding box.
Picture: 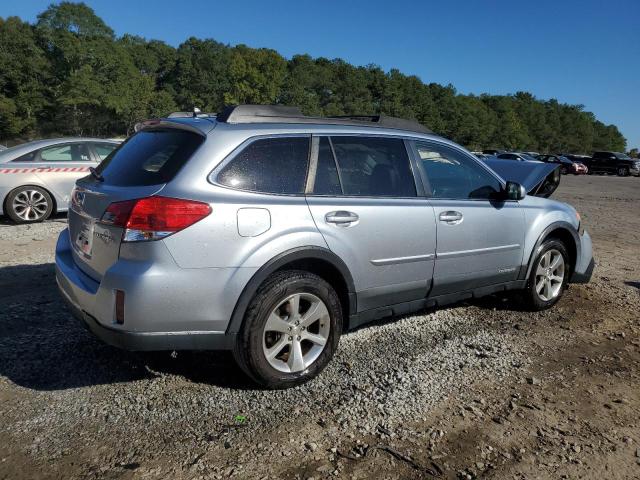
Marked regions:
[55,228,251,351]
[570,230,594,284]
[57,279,235,351]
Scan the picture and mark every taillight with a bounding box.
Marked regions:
[101,196,211,242]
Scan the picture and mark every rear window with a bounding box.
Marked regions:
[217,136,310,194]
[95,129,203,186]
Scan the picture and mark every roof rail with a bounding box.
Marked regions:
[216,105,431,134]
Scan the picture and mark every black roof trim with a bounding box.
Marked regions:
[216,105,432,134]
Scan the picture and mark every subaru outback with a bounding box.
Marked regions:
[55,105,594,388]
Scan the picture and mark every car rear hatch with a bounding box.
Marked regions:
[68,125,206,282]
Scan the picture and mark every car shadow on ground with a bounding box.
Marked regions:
[0,263,254,391]
[0,261,530,392]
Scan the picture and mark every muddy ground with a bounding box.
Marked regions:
[0,174,638,480]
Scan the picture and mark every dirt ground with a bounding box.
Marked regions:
[0,174,638,480]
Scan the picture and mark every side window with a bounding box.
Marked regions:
[217,137,310,194]
[312,137,342,195]
[12,150,36,162]
[93,143,117,161]
[40,144,91,162]
[327,136,416,197]
[416,142,502,200]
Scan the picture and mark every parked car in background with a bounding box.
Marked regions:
[586,151,640,176]
[0,145,7,151]
[496,152,541,162]
[562,153,591,163]
[474,153,496,161]
[0,138,120,223]
[55,105,593,388]
[482,148,504,155]
[538,154,587,175]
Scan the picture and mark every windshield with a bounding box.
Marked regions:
[518,153,538,162]
[614,152,631,160]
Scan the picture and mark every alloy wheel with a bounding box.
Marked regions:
[262,292,331,373]
[534,249,565,301]
[12,189,49,221]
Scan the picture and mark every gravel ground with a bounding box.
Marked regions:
[0,175,639,479]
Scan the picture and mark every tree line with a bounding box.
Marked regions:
[0,2,628,153]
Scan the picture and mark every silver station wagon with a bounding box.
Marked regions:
[0,138,119,223]
[55,105,594,388]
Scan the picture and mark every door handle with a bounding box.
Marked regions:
[439,211,463,225]
[325,211,359,225]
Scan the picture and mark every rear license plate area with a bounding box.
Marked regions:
[75,221,94,258]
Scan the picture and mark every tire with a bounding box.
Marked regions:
[617,166,629,177]
[561,166,568,175]
[233,270,343,389]
[5,186,54,224]
[522,239,570,311]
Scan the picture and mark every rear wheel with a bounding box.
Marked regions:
[5,186,53,224]
[617,166,629,177]
[523,239,570,311]
[233,270,342,388]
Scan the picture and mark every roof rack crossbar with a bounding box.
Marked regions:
[216,105,432,134]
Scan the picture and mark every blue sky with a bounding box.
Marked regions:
[3,0,639,148]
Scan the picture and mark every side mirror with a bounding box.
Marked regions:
[504,181,526,200]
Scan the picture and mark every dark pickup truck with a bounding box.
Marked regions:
[587,151,640,177]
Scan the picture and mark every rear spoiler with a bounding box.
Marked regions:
[133,118,214,136]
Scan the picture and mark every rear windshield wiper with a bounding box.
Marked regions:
[89,167,104,182]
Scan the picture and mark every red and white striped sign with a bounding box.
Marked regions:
[0,167,91,174]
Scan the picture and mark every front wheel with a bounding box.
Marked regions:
[617,166,629,177]
[523,239,570,311]
[233,270,343,388]
[5,186,53,224]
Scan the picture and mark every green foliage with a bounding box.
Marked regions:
[0,2,629,153]
[36,1,113,39]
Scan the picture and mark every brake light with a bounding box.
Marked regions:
[101,196,211,242]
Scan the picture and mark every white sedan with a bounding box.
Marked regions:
[0,138,120,223]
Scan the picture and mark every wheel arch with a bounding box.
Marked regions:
[226,246,356,335]
[3,184,58,218]
[522,221,580,281]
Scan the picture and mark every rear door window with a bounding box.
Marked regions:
[318,136,416,197]
[217,136,310,194]
[312,137,342,195]
[95,129,204,186]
